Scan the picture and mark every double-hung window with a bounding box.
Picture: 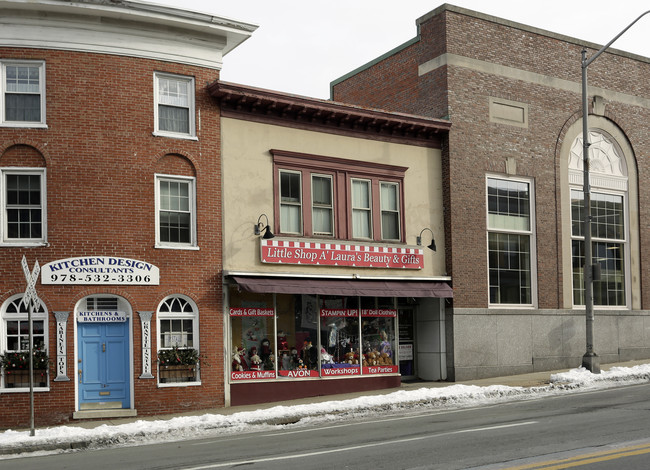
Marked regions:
[273,150,406,241]
[380,182,400,241]
[1,61,46,126]
[1,168,46,245]
[154,73,195,138]
[487,177,535,306]
[351,179,372,239]
[280,171,302,234]
[155,174,197,248]
[311,175,334,236]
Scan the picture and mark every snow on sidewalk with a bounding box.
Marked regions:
[1,363,649,456]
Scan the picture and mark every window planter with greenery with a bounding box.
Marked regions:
[157,347,200,383]
[1,349,49,388]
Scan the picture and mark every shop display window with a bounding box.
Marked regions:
[361,297,398,374]
[277,294,319,377]
[228,286,399,381]
[320,295,360,376]
[230,290,276,380]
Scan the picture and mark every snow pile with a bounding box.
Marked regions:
[1,363,649,456]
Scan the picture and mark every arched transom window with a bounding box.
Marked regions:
[569,131,628,307]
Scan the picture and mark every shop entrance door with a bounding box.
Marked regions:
[78,320,130,410]
[398,308,416,379]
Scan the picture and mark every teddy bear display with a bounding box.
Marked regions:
[364,349,393,366]
[344,350,360,365]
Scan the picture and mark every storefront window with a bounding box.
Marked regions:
[320,295,360,376]
[277,294,319,377]
[228,286,399,381]
[361,297,397,374]
[230,290,276,380]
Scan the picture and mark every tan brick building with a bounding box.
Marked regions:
[332,4,650,380]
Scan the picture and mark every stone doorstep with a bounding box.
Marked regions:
[72,409,137,420]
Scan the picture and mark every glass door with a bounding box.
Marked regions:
[398,307,416,379]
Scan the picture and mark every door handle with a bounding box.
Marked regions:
[78,369,82,383]
[102,343,106,353]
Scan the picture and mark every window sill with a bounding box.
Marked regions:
[0,241,48,248]
[152,131,198,141]
[155,244,200,251]
[1,386,50,393]
[0,122,48,129]
[157,381,202,388]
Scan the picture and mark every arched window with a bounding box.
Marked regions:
[569,131,629,307]
[156,295,199,384]
[1,294,48,388]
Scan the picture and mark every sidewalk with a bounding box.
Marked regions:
[1,360,649,456]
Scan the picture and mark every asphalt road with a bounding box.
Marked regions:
[3,382,650,469]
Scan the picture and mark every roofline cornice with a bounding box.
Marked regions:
[210,81,450,148]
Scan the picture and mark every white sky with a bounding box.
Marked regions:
[145,1,650,99]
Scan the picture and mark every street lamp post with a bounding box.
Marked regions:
[581,10,650,373]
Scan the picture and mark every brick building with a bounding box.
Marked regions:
[0,0,255,428]
[332,4,650,380]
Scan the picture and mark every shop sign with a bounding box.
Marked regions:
[261,239,423,269]
[41,256,160,285]
[320,308,358,317]
[231,370,277,380]
[362,365,399,374]
[320,308,397,317]
[399,344,413,361]
[78,311,127,322]
[321,366,361,376]
[278,370,319,378]
[229,308,274,316]
[361,309,397,317]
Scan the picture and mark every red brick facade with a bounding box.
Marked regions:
[0,49,225,428]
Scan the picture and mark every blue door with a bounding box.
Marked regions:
[78,321,130,409]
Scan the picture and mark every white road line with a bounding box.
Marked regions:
[182,421,537,469]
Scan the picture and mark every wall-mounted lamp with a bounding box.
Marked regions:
[254,214,275,239]
[417,228,436,252]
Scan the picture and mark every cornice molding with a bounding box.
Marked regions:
[211,81,450,148]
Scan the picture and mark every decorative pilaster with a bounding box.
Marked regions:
[138,311,154,379]
[53,311,70,381]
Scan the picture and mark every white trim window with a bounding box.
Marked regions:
[311,174,333,236]
[155,174,197,249]
[1,168,47,245]
[156,295,200,385]
[154,72,195,138]
[1,294,49,389]
[380,182,400,241]
[487,176,535,306]
[1,61,46,127]
[351,179,372,239]
[279,170,302,234]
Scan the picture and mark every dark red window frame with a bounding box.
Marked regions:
[271,149,407,242]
